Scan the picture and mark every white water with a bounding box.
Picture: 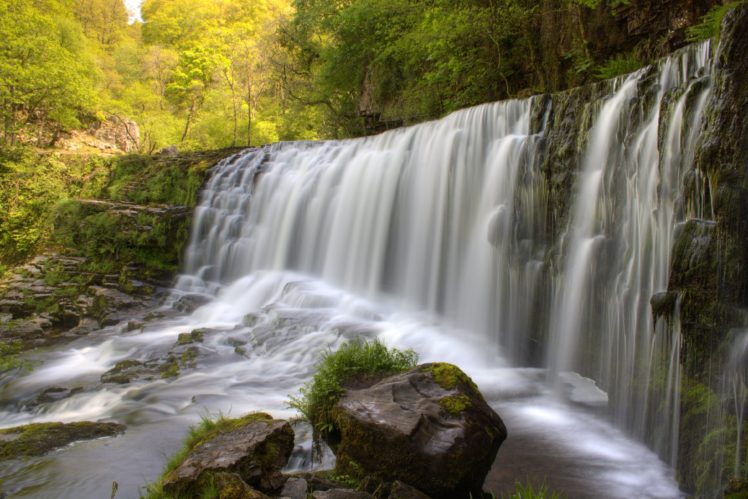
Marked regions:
[0,43,715,498]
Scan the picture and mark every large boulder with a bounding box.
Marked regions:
[163,413,294,497]
[329,363,506,499]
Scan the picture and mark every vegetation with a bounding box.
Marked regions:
[595,53,642,80]
[289,339,417,439]
[1,0,725,149]
[0,340,29,372]
[0,421,125,460]
[505,481,563,499]
[687,2,745,43]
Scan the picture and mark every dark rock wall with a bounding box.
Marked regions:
[669,4,748,493]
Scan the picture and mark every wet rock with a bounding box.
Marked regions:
[329,363,506,499]
[177,329,204,345]
[67,318,101,336]
[173,293,211,313]
[312,489,373,499]
[388,481,432,499]
[127,320,144,331]
[280,477,308,499]
[163,413,294,497]
[209,472,269,499]
[101,360,146,384]
[36,386,83,404]
[0,421,125,460]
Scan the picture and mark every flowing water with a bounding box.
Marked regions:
[0,42,715,498]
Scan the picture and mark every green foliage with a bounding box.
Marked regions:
[0,0,99,146]
[0,340,29,373]
[686,2,745,43]
[595,53,642,80]
[288,339,417,439]
[0,150,110,263]
[506,481,563,498]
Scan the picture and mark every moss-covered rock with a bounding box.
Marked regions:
[0,421,125,460]
[329,363,506,499]
[157,413,294,498]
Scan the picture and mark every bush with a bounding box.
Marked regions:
[289,339,417,439]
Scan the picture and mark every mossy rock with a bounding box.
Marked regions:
[160,413,294,497]
[329,363,506,499]
[0,421,125,460]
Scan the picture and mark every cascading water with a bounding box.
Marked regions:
[0,42,715,498]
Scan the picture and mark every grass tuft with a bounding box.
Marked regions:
[288,339,417,442]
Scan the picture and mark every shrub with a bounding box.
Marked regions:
[288,339,417,440]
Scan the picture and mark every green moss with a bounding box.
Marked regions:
[160,357,180,379]
[424,363,478,392]
[439,394,471,415]
[0,340,29,372]
[0,421,125,460]
[180,347,199,368]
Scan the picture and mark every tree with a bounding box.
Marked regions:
[0,0,97,146]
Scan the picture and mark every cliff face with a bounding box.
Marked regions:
[534,0,719,91]
[524,7,748,493]
[669,5,748,493]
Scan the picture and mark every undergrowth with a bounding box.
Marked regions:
[288,339,417,442]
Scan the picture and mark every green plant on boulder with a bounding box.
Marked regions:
[288,339,417,442]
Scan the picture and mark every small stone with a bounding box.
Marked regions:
[388,481,431,499]
[127,320,144,331]
[280,477,308,499]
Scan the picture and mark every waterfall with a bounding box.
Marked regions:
[180,42,712,461]
[0,42,718,499]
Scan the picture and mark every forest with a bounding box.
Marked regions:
[1,0,731,152]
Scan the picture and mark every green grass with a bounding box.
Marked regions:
[505,481,563,498]
[288,339,417,440]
